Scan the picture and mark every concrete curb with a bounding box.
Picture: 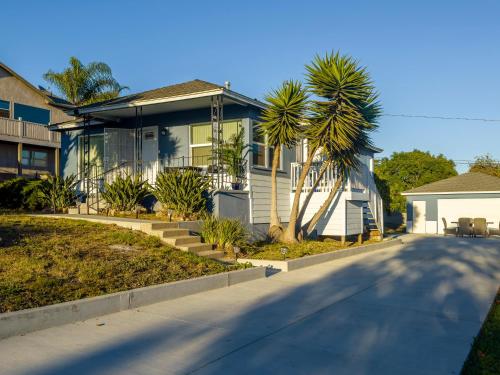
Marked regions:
[0,267,266,339]
[238,238,403,272]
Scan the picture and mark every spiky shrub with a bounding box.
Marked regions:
[153,169,210,220]
[101,174,150,213]
[218,128,248,183]
[201,215,219,244]
[38,175,78,213]
[201,216,248,254]
[22,179,49,210]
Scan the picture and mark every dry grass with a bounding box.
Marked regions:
[0,214,243,313]
[242,238,380,260]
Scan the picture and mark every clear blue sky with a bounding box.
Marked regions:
[2,0,500,172]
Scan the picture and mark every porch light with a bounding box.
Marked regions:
[280,246,288,260]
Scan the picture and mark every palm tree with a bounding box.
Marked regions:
[282,51,381,243]
[44,57,127,105]
[259,80,308,238]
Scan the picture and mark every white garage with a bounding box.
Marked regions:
[402,172,500,235]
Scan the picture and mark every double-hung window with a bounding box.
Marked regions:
[252,121,281,169]
[190,121,242,167]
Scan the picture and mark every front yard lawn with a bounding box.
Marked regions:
[461,288,500,374]
[0,215,242,313]
[243,238,379,260]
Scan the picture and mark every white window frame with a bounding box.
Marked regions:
[251,120,283,170]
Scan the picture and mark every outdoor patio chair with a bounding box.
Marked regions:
[457,217,473,237]
[473,218,489,237]
[442,218,457,236]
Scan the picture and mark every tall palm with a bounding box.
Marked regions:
[260,80,308,238]
[44,57,127,105]
[282,51,381,243]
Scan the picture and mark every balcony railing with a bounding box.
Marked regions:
[291,161,339,192]
[0,117,61,145]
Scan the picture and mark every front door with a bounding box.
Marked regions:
[140,126,158,184]
[412,200,426,233]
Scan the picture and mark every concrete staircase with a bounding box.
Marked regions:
[142,222,224,260]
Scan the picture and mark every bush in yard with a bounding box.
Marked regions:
[153,169,210,220]
[101,174,150,213]
[21,179,49,210]
[0,177,29,209]
[38,174,78,213]
[201,216,248,254]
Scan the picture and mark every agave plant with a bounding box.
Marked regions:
[38,174,78,213]
[200,216,248,253]
[100,174,150,213]
[153,169,210,220]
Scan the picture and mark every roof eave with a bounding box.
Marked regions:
[402,190,500,196]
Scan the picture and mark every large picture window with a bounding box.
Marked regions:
[13,103,50,125]
[22,149,48,169]
[190,120,242,167]
[0,99,9,119]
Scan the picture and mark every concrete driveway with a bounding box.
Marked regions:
[1,235,499,375]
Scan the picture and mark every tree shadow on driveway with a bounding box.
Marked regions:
[7,236,500,375]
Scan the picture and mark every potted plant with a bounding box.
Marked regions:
[219,128,248,190]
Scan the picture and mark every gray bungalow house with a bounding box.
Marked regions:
[51,79,384,238]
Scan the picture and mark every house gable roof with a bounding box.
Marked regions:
[0,62,73,109]
[402,172,500,195]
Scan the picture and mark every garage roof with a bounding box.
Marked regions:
[402,172,500,195]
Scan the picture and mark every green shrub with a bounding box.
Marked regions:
[101,174,150,213]
[153,169,210,220]
[38,175,78,213]
[0,177,29,208]
[22,180,48,210]
[201,216,248,253]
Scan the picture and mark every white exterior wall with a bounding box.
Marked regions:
[437,198,500,234]
[250,173,290,224]
[295,190,347,236]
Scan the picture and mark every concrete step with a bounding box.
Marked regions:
[149,222,180,230]
[196,250,225,259]
[178,243,213,253]
[68,205,98,215]
[162,235,201,246]
[161,228,190,238]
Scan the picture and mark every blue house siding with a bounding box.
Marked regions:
[60,105,262,178]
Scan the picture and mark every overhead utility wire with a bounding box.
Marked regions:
[382,113,500,123]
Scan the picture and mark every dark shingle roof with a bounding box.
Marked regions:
[403,172,500,194]
[78,79,223,110]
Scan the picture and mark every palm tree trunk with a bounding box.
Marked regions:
[302,177,343,236]
[282,147,317,243]
[296,160,330,228]
[269,145,282,236]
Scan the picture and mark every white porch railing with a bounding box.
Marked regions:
[0,117,60,144]
[291,162,339,192]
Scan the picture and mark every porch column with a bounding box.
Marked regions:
[54,148,60,176]
[17,142,23,176]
